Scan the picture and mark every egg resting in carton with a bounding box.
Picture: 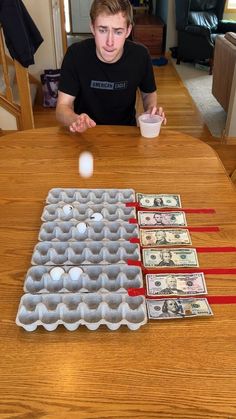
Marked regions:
[16,293,147,331]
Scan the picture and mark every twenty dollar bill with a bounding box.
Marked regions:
[143,248,199,268]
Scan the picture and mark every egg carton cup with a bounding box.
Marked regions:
[16,292,147,331]
[24,264,143,294]
[38,221,139,242]
[46,188,135,205]
[41,203,136,223]
[31,241,141,266]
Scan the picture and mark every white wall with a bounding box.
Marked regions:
[22,0,57,79]
[0,107,17,129]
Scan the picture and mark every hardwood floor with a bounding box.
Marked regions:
[32,60,236,178]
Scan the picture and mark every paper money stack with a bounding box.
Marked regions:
[136,193,213,320]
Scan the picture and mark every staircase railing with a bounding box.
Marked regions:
[0,24,34,130]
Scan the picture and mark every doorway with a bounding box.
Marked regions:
[60,0,93,48]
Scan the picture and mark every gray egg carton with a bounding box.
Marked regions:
[41,203,136,222]
[16,292,147,331]
[31,241,141,266]
[23,265,143,293]
[38,221,139,242]
[46,188,135,205]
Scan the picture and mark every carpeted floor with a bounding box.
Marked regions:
[171,58,226,139]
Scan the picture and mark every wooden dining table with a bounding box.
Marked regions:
[1,125,236,418]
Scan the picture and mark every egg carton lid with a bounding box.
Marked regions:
[16,292,148,332]
[46,188,135,205]
[38,221,139,242]
[24,264,143,294]
[31,241,141,266]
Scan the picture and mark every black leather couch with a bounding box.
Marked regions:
[175,0,236,69]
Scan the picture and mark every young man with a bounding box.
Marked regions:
[56,0,166,133]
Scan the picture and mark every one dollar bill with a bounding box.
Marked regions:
[143,248,199,268]
[146,298,213,319]
[137,193,181,208]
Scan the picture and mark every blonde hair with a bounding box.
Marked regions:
[90,0,133,27]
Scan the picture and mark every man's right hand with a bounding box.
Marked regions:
[56,91,96,133]
[69,113,96,133]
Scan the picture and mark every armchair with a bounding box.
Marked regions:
[175,0,236,69]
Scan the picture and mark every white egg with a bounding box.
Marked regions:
[50,267,64,281]
[90,212,103,221]
[69,267,83,281]
[63,204,73,216]
[76,222,87,234]
[78,151,93,178]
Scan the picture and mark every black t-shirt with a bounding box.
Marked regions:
[58,38,156,126]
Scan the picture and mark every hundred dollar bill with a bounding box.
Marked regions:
[137,193,181,209]
[146,298,213,319]
[146,272,207,296]
[140,228,191,247]
[138,211,187,227]
[143,248,199,268]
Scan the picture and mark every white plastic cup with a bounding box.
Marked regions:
[138,114,163,138]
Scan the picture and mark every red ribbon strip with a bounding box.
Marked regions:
[142,267,236,275]
[129,238,140,244]
[125,202,216,213]
[141,247,236,252]
[140,226,220,232]
[127,259,142,267]
[129,218,138,224]
[196,247,236,253]
[128,287,146,296]
[127,262,236,275]
[139,246,236,252]
[184,226,219,232]
[138,208,216,214]
[206,296,236,304]
[127,288,236,304]
[126,202,139,208]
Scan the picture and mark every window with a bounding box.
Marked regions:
[226,0,236,11]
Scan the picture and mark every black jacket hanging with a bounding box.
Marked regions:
[0,0,43,67]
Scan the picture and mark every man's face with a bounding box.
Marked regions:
[156,231,165,241]
[154,213,162,223]
[162,252,171,263]
[91,12,132,64]
[166,300,177,312]
[167,277,177,288]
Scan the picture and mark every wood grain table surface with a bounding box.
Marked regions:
[0,125,236,419]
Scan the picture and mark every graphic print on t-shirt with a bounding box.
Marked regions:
[90,80,128,90]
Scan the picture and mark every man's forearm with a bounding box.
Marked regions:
[56,104,78,127]
[141,91,158,112]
